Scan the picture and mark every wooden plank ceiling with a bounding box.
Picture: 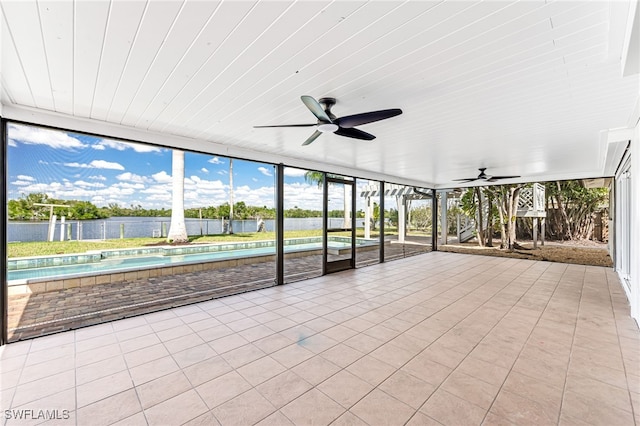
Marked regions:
[1,0,638,187]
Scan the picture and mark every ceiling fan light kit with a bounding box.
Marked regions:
[254,95,402,146]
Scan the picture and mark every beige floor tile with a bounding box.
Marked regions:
[129,355,179,386]
[196,323,234,342]
[369,341,417,368]
[253,333,293,354]
[119,333,161,354]
[331,410,369,426]
[75,333,119,353]
[490,389,559,425]
[560,390,634,425]
[75,343,123,368]
[405,411,443,426]
[208,333,250,354]
[321,343,365,368]
[255,410,295,426]
[455,356,510,387]
[110,411,148,426]
[568,357,629,390]
[350,389,414,426]
[402,353,452,386]
[420,388,487,426]
[18,355,76,385]
[281,389,345,425]
[211,389,276,425]
[196,371,252,409]
[256,370,312,408]
[344,333,386,354]
[321,324,360,342]
[123,343,169,368]
[76,389,141,426]
[511,355,567,389]
[76,355,127,385]
[115,323,155,342]
[418,341,468,369]
[317,370,374,408]
[270,343,315,368]
[238,324,277,342]
[12,370,76,407]
[182,354,233,387]
[237,355,286,386]
[565,372,633,413]
[379,370,436,410]
[346,355,396,386]
[501,370,563,413]
[162,333,205,354]
[291,355,341,385]
[172,343,217,369]
[298,333,339,353]
[144,389,208,426]
[182,411,221,426]
[440,370,500,410]
[76,370,133,408]
[135,370,193,409]
[220,343,266,368]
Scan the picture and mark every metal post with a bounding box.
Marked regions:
[322,173,328,275]
[276,164,284,285]
[440,191,448,245]
[431,189,438,251]
[379,182,385,263]
[1,118,8,345]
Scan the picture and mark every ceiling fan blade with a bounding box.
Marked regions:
[301,95,332,123]
[334,127,376,140]
[301,130,323,146]
[452,178,478,182]
[335,109,402,128]
[254,124,316,128]
[487,175,521,182]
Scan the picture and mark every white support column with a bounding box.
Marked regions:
[60,216,66,241]
[440,191,448,245]
[48,214,57,242]
[533,217,538,249]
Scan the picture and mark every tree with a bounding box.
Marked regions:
[167,150,188,242]
[304,171,350,228]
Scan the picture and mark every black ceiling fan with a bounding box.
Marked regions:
[453,168,521,183]
[254,95,402,146]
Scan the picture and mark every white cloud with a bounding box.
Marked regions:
[252,178,258,182]
[16,175,35,181]
[218,170,228,175]
[93,139,163,153]
[8,123,88,150]
[284,167,308,177]
[38,160,49,165]
[208,157,224,164]
[88,175,107,181]
[64,160,125,170]
[201,167,209,174]
[116,172,150,184]
[152,171,172,183]
[74,180,106,188]
[258,166,273,177]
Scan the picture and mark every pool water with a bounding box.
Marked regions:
[7,240,365,282]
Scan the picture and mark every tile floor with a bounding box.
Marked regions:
[1,252,638,426]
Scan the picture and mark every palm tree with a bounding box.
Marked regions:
[305,171,350,228]
[167,150,188,242]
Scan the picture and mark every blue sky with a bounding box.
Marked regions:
[6,123,363,210]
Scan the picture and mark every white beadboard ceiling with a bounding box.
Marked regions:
[1,0,638,188]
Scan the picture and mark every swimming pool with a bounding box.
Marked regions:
[7,237,376,284]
